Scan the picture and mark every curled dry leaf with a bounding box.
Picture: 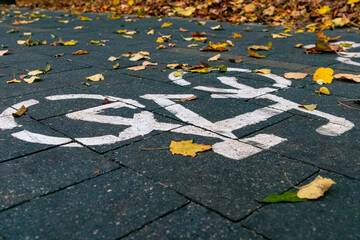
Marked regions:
[127,65,146,71]
[12,105,27,117]
[317,30,341,42]
[142,61,158,66]
[299,104,317,111]
[156,45,166,49]
[200,41,229,52]
[72,50,88,55]
[161,22,172,28]
[295,43,303,48]
[86,73,104,81]
[315,87,331,95]
[169,140,212,157]
[226,40,234,46]
[24,76,40,83]
[210,25,223,30]
[129,52,150,61]
[147,29,154,35]
[233,33,242,38]
[284,72,308,79]
[28,70,44,76]
[297,175,336,199]
[108,56,120,61]
[173,96,197,103]
[254,69,271,74]
[334,74,360,83]
[6,79,21,84]
[168,43,176,47]
[113,63,120,69]
[208,54,221,61]
[248,49,265,58]
[191,31,206,37]
[179,28,188,32]
[229,56,245,63]
[248,42,272,51]
[0,49,10,56]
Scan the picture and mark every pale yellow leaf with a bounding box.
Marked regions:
[299,104,317,111]
[334,73,360,83]
[127,65,146,71]
[254,69,271,74]
[315,87,331,95]
[297,175,336,199]
[284,72,308,79]
[142,61,158,66]
[28,70,44,76]
[24,76,40,83]
[6,79,21,84]
[86,74,104,81]
[208,54,221,61]
[210,25,223,30]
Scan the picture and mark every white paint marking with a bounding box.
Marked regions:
[168,72,190,86]
[240,133,286,149]
[213,140,262,160]
[0,99,39,130]
[12,130,72,145]
[336,57,360,67]
[61,142,83,148]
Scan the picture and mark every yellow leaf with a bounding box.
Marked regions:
[108,15,121,19]
[208,54,221,61]
[296,29,304,33]
[233,33,243,38]
[284,72,308,79]
[297,175,336,199]
[79,16,90,21]
[72,50,88,55]
[347,0,360,4]
[313,67,334,84]
[244,3,256,13]
[113,63,120,69]
[127,0,134,6]
[167,64,180,69]
[156,37,164,43]
[169,140,212,157]
[28,70,44,76]
[254,69,271,74]
[147,29,154,35]
[174,7,196,17]
[12,105,27,117]
[315,87,331,95]
[113,0,120,5]
[299,104,317,111]
[210,25,223,30]
[248,43,271,51]
[193,37,207,42]
[24,76,40,83]
[316,6,331,15]
[209,41,227,50]
[295,43,303,48]
[127,65,146,71]
[63,40,78,46]
[188,44,199,47]
[182,37,193,41]
[332,16,350,27]
[306,23,317,32]
[6,79,21,84]
[108,56,120,61]
[156,45,166,49]
[189,68,211,73]
[129,53,150,61]
[91,40,100,44]
[248,49,266,58]
[334,73,360,83]
[161,22,172,28]
[86,74,104,81]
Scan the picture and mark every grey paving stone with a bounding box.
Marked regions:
[0,104,73,161]
[124,203,264,240]
[242,115,360,179]
[242,171,360,240]
[0,169,188,240]
[106,130,317,221]
[0,146,117,211]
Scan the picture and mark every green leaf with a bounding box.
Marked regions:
[173,71,184,77]
[260,191,307,203]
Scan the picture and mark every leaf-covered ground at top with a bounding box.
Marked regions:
[8,0,360,29]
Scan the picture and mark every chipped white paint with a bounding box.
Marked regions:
[168,71,190,86]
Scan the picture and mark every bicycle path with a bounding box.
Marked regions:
[0,7,359,239]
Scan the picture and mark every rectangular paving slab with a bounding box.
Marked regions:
[0,169,188,239]
[106,129,317,221]
[0,146,117,211]
[242,171,360,240]
[124,203,264,240]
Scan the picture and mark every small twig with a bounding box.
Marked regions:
[338,99,360,111]
[284,172,300,189]
[139,147,170,151]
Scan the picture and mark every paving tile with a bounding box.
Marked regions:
[106,130,317,221]
[0,146,117,211]
[242,115,360,179]
[124,203,264,240]
[0,169,188,240]
[242,171,360,240]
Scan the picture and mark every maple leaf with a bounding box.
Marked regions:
[169,140,212,157]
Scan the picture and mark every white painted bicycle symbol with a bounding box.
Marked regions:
[0,68,354,160]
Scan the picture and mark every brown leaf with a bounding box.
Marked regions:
[12,105,27,117]
[72,50,88,55]
[173,96,197,102]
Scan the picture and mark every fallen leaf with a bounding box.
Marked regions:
[233,33,242,38]
[156,45,166,49]
[191,31,206,37]
[169,140,212,157]
[210,25,223,30]
[297,175,336,199]
[127,65,146,71]
[182,37,193,41]
[315,87,331,95]
[79,16,91,21]
[23,32,32,36]
[28,70,44,76]
[17,40,26,45]
[173,71,184,77]
[90,40,100,44]
[12,105,27,117]
[193,37,207,42]
[173,96,197,102]
[260,191,307,203]
[142,61,158,66]
[200,41,229,51]
[174,7,196,17]
[59,20,69,23]
[198,21,206,25]
[188,44,199,47]
[72,50,88,55]
[229,56,245,63]
[6,79,21,84]
[0,49,10,56]
[334,74,360,83]
[19,75,27,79]
[54,53,64,58]
[208,54,221,61]
[316,5,331,15]
[226,40,234,46]
[147,29,154,35]
[24,76,41,83]
[74,26,84,30]
[167,64,180,69]
[179,28,188,32]
[299,104,317,111]
[129,53,150,61]
[332,16,350,27]
[108,56,120,61]
[284,72,308,79]
[248,49,266,58]
[113,63,120,69]
[168,43,176,47]
[161,22,172,28]
[63,40,78,46]
[348,0,360,3]
[244,3,256,12]
[313,68,334,84]
[295,43,303,48]
[317,30,341,42]
[86,73,104,81]
[254,69,271,74]
[248,42,272,51]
